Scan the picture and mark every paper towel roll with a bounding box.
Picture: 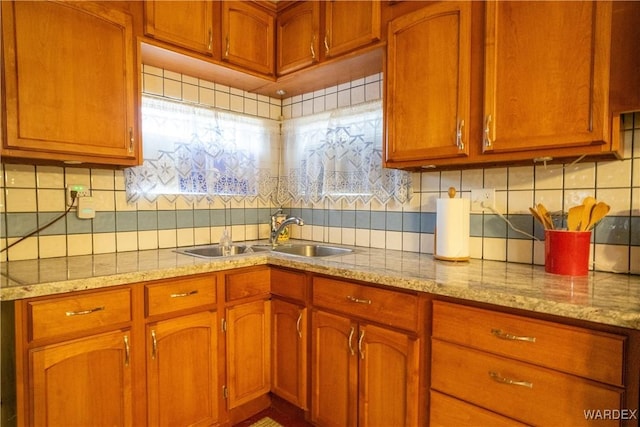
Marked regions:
[435,197,470,261]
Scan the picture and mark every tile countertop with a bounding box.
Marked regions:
[1,242,640,330]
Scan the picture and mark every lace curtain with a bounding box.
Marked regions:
[278,100,411,205]
[125,96,279,203]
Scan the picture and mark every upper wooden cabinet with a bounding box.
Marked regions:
[276,1,320,76]
[222,1,275,77]
[384,0,640,170]
[386,1,472,164]
[323,0,381,59]
[1,1,140,166]
[144,0,216,56]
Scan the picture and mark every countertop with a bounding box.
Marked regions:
[2,242,640,330]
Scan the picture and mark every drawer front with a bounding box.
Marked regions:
[431,339,622,427]
[225,267,270,301]
[29,288,131,341]
[432,301,625,386]
[146,275,216,317]
[271,268,307,301]
[430,390,526,427]
[312,276,419,331]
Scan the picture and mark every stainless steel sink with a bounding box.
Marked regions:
[176,244,269,258]
[271,244,352,257]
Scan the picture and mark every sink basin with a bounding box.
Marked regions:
[176,244,269,258]
[271,244,352,257]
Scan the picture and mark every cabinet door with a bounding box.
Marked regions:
[271,299,308,409]
[30,330,133,427]
[147,311,219,427]
[277,1,320,76]
[324,0,380,59]
[357,324,420,427]
[385,2,471,164]
[1,1,138,165]
[311,310,357,427]
[144,0,215,56]
[483,1,607,153]
[221,1,275,76]
[226,299,271,409]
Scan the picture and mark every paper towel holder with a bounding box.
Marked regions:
[434,187,470,262]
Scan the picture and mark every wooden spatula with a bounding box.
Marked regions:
[536,203,554,230]
[580,196,597,231]
[567,205,584,231]
[586,202,610,230]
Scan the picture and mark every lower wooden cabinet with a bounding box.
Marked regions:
[146,311,219,427]
[29,330,133,427]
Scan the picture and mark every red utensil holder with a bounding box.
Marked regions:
[544,230,591,276]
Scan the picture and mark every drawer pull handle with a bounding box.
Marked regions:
[347,296,371,305]
[65,306,105,317]
[491,328,536,343]
[170,290,198,298]
[489,371,533,389]
[348,326,355,356]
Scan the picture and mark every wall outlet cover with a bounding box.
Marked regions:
[470,188,495,212]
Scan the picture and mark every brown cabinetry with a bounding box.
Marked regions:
[1,1,139,166]
[144,0,216,56]
[311,277,422,426]
[431,301,628,426]
[323,1,381,59]
[222,1,275,76]
[276,1,320,76]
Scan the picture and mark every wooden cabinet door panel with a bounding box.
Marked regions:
[311,310,357,427]
[144,0,215,56]
[430,390,526,427]
[277,1,319,76]
[386,1,471,163]
[271,299,308,409]
[226,299,271,409]
[324,1,380,58]
[1,1,138,164]
[358,323,420,427]
[483,1,606,153]
[146,311,219,427]
[30,330,133,427]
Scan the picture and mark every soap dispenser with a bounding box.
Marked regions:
[219,228,232,256]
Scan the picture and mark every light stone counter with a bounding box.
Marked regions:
[2,243,640,330]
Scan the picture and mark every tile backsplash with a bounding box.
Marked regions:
[1,66,638,274]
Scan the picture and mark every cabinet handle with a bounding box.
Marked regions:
[65,306,105,317]
[489,371,533,389]
[208,28,212,51]
[491,328,536,343]
[296,312,303,338]
[124,335,130,367]
[170,290,198,298]
[456,119,465,151]
[128,127,134,153]
[483,115,493,150]
[151,330,157,359]
[348,326,355,356]
[347,295,371,305]
[225,35,230,57]
[358,330,365,360]
[324,34,330,55]
[310,38,316,60]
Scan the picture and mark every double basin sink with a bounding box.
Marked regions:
[176,243,353,259]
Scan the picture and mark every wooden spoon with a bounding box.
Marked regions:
[536,203,554,230]
[567,205,584,231]
[580,196,597,231]
[529,207,547,229]
[586,202,610,230]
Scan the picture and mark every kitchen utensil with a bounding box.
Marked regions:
[529,207,547,229]
[586,202,610,230]
[580,196,596,231]
[536,203,554,230]
[567,205,583,231]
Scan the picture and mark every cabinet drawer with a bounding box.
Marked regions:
[431,340,622,427]
[312,277,419,331]
[432,301,625,386]
[430,390,526,427]
[145,275,216,317]
[271,268,306,301]
[225,267,270,302]
[28,288,131,341]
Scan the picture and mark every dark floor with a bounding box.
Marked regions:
[233,406,313,427]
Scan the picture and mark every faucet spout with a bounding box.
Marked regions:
[270,216,304,244]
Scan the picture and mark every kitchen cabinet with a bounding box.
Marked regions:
[311,276,423,427]
[276,1,320,76]
[431,301,628,426]
[221,1,275,77]
[385,0,640,169]
[385,1,472,164]
[1,0,140,166]
[144,276,220,427]
[144,0,216,56]
[270,268,309,410]
[323,0,381,59]
[224,267,272,413]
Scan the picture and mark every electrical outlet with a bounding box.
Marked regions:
[471,188,495,212]
[66,184,90,206]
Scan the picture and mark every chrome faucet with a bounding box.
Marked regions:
[270,211,304,244]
